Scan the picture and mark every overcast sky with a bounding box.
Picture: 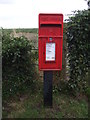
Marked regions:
[0,0,88,28]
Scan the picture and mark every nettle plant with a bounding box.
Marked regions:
[66,10,89,95]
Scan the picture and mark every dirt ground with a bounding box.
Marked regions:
[11,30,38,48]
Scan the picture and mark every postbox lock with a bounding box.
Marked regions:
[49,37,53,41]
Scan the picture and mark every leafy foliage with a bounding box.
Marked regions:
[66,10,89,95]
[2,30,37,99]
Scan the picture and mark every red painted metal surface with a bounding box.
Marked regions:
[38,13,63,71]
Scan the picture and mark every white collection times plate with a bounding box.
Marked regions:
[46,43,55,61]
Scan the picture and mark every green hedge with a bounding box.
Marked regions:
[2,31,37,98]
[66,10,89,95]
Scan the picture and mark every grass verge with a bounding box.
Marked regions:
[2,87,88,118]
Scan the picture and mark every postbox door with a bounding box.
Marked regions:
[39,37,62,70]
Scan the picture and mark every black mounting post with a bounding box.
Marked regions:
[43,71,53,107]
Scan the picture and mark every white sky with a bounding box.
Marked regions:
[0,0,88,28]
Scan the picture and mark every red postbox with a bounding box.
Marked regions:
[38,13,63,71]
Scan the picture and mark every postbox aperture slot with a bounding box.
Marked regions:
[40,24,61,27]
